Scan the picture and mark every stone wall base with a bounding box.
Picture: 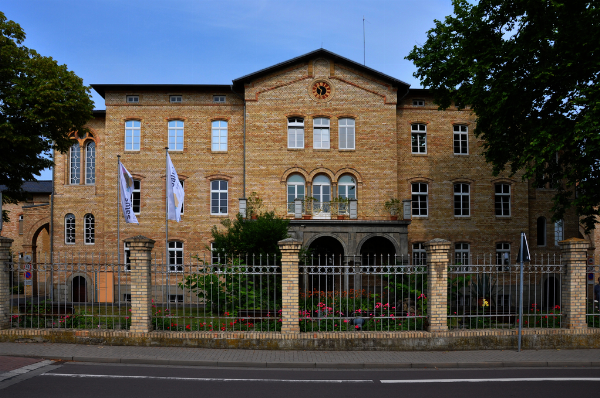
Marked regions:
[1,329,599,351]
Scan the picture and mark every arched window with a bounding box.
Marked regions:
[211,120,227,151]
[84,213,95,244]
[537,217,547,246]
[65,214,75,244]
[312,175,331,216]
[70,143,80,184]
[85,141,95,184]
[168,120,184,151]
[555,220,564,245]
[338,175,356,199]
[287,174,305,213]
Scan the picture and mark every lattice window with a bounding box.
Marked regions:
[84,213,95,244]
[85,142,95,184]
[65,214,75,244]
[70,143,80,184]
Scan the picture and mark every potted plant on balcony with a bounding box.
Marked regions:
[384,198,401,220]
[246,192,263,220]
[330,197,350,219]
[302,197,317,219]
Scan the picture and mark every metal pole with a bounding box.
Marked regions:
[117,155,121,304]
[49,146,55,300]
[518,232,524,352]
[165,148,169,268]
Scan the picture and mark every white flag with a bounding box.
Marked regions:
[166,152,184,222]
[119,162,138,224]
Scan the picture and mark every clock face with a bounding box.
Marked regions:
[312,81,331,100]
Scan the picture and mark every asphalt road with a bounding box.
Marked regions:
[2,361,599,397]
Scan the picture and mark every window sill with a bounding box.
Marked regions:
[211,151,228,154]
[287,148,305,151]
[339,148,355,152]
[495,216,512,219]
[411,153,428,156]
[453,153,469,156]
[124,150,141,152]
[313,148,331,151]
[412,216,428,219]
[210,214,229,218]
[454,216,471,219]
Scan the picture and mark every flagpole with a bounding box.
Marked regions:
[518,231,524,352]
[165,148,169,270]
[117,155,121,304]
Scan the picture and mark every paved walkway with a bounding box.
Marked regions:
[0,343,599,368]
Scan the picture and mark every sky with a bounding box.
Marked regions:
[3,0,456,181]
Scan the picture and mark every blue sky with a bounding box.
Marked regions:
[3,0,455,180]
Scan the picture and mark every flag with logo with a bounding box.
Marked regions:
[166,152,185,222]
[119,162,138,224]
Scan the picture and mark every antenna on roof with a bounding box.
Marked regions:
[363,16,366,66]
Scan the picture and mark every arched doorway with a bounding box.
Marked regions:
[305,236,345,292]
[72,276,87,302]
[543,276,561,311]
[360,236,397,266]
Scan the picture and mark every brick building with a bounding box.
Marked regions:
[10,49,590,283]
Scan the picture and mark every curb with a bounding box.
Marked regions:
[4,354,600,369]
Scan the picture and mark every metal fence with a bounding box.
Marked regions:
[8,252,131,330]
[150,253,281,332]
[448,254,564,329]
[299,254,428,332]
[585,256,600,328]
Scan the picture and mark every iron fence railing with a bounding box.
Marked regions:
[8,252,131,330]
[150,253,281,332]
[585,256,600,328]
[448,254,564,330]
[299,254,428,332]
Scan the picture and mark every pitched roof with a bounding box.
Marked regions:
[0,181,53,194]
[91,84,232,99]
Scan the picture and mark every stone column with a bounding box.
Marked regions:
[425,238,450,332]
[0,237,14,329]
[125,235,155,333]
[278,238,302,334]
[559,238,589,330]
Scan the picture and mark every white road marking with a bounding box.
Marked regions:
[42,373,373,383]
[0,360,54,382]
[381,378,600,384]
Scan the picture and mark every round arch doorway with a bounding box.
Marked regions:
[360,235,397,266]
[72,276,87,302]
[306,236,345,292]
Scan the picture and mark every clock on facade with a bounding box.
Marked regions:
[311,81,332,100]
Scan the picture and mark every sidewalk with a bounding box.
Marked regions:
[0,342,599,368]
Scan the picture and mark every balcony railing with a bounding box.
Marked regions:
[287,199,357,219]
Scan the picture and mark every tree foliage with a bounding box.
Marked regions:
[210,212,290,258]
[406,0,600,231]
[0,12,94,205]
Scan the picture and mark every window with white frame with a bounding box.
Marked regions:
[213,95,225,103]
[65,214,75,244]
[126,95,139,103]
[455,243,470,265]
[287,117,304,149]
[453,125,468,154]
[168,241,183,272]
[287,174,305,213]
[412,99,425,106]
[132,179,141,215]
[170,95,182,103]
[339,118,355,149]
[211,180,228,215]
[313,118,330,149]
[211,120,227,151]
[411,183,428,217]
[210,242,223,264]
[412,243,427,265]
[312,175,331,214]
[496,243,511,266]
[454,183,470,217]
[70,143,80,184]
[125,121,141,151]
[85,142,95,184]
[495,183,511,216]
[124,242,130,271]
[554,220,564,245]
[337,175,356,200]
[411,124,427,153]
[168,120,184,151]
[84,213,95,244]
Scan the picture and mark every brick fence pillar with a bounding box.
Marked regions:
[559,238,589,330]
[125,235,155,333]
[278,238,301,334]
[0,237,13,329]
[425,238,450,332]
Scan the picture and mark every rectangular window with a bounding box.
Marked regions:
[554,220,564,246]
[287,118,304,149]
[168,120,184,151]
[180,180,184,215]
[411,124,427,154]
[454,183,470,216]
[453,125,468,154]
[411,183,428,217]
[339,118,355,150]
[211,242,223,264]
[170,95,182,103]
[124,242,131,271]
[125,120,141,151]
[169,294,184,303]
[126,95,139,103]
[168,241,183,272]
[213,95,226,103]
[412,99,425,106]
[132,179,141,215]
[18,215,23,235]
[496,243,511,267]
[455,243,470,266]
[495,184,511,216]
[412,243,427,265]
[211,180,228,215]
[313,118,330,149]
[211,120,227,151]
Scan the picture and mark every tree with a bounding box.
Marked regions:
[210,212,290,258]
[406,0,600,231]
[0,12,94,211]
